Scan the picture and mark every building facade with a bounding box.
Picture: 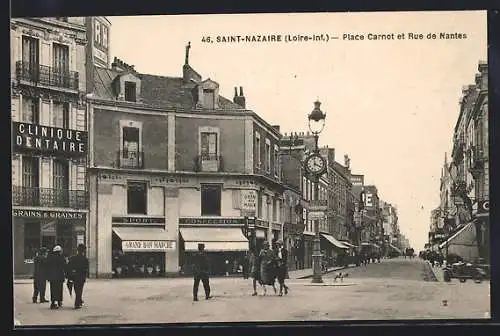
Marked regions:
[87,46,285,278]
[11,17,89,277]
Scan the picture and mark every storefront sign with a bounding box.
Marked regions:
[241,190,257,213]
[255,219,269,228]
[13,122,87,156]
[112,216,166,225]
[12,209,86,220]
[179,217,245,225]
[122,240,176,251]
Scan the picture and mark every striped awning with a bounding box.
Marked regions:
[439,222,477,249]
[320,234,349,249]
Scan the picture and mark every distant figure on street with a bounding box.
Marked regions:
[249,250,262,296]
[192,243,212,301]
[66,244,89,309]
[274,241,289,296]
[32,247,48,303]
[259,241,277,295]
[46,245,67,309]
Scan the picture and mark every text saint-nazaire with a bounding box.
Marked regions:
[14,122,87,154]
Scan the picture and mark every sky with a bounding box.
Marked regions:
[106,11,487,250]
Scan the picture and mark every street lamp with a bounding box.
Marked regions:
[305,100,327,283]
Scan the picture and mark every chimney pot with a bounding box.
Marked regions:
[240,86,244,96]
[234,87,238,97]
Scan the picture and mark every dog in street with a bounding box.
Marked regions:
[333,272,349,282]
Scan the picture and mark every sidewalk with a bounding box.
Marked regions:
[425,261,443,282]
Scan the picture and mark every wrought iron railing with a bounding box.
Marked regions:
[12,186,88,209]
[16,61,79,91]
[194,154,223,172]
[118,150,144,169]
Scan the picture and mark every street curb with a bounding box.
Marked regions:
[296,266,348,279]
[424,261,439,282]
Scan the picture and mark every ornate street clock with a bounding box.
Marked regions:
[304,153,327,176]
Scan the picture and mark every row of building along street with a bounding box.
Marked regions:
[11,16,411,280]
[426,61,490,273]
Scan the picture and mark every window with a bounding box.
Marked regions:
[127,181,147,214]
[274,146,279,177]
[22,156,39,204]
[272,198,277,222]
[53,102,70,128]
[265,140,271,173]
[22,96,39,124]
[94,20,101,45]
[22,36,39,80]
[124,81,137,102]
[203,89,215,109]
[53,159,69,207]
[53,43,70,87]
[121,126,141,168]
[255,133,261,168]
[200,132,218,160]
[257,191,263,218]
[102,25,108,49]
[201,184,222,216]
[302,176,307,199]
[24,222,40,260]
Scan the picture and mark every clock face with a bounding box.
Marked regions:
[306,154,325,174]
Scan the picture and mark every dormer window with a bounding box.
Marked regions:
[203,89,215,109]
[125,81,137,102]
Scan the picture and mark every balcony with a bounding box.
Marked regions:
[118,151,144,169]
[194,154,223,172]
[12,186,88,209]
[16,61,79,91]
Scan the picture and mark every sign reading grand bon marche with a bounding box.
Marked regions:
[122,240,176,251]
[240,190,257,212]
[13,209,86,220]
[112,217,166,224]
[13,122,88,156]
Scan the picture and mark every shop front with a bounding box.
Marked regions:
[179,222,249,276]
[439,222,479,262]
[13,209,87,277]
[111,218,176,278]
[320,233,349,266]
[303,232,314,268]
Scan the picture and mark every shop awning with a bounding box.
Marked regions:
[180,227,249,252]
[320,233,349,249]
[340,241,358,248]
[112,227,176,252]
[439,222,477,249]
[389,244,402,254]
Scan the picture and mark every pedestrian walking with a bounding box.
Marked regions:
[248,250,263,296]
[259,241,277,295]
[275,241,289,296]
[66,244,89,309]
[192,243,212,302]
[32,247,48,303]
[46,245,67,309]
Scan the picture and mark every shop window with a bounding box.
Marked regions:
[53,101,70,128]
[24,222,40,260]
[22,96,40,124]
[201,184,221,216]
[127,181,148,214]
[125,81,137,102]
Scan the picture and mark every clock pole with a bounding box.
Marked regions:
[307,100,327,284]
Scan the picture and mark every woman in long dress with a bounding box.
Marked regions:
[259,241,277,295]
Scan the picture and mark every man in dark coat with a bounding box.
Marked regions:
[46,245,67,309]
[32,247,48,303]
[275,241,289,296]
[66,244,89,309]
[192,243,212,301]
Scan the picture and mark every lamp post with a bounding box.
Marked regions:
[305,100,327,284]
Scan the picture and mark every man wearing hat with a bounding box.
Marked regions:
[46,245,67,309]
[192,243,212,301]
[67,244,89,309]
[32,247,48,303]
[275,241,289,296]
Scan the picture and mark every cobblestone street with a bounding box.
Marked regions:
[14,259,490,325]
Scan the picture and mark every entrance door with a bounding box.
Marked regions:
[56,222,74,258]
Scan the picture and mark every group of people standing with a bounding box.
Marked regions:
[32,244,89,310]
[191,240,290,301]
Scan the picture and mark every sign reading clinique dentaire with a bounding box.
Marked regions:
[13,122,87,156]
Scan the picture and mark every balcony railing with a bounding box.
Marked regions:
[12,186,88,209]
[118,151,144,169]
[16,61,79,91]
[194,154,223,172]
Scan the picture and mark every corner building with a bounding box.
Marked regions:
[11,17,89,277]
[88,46,284,278]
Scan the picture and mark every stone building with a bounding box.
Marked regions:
[11,17,89,277]
[86,45,285,278]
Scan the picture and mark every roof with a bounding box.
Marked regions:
[92,66,244,111]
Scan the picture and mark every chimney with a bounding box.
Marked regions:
[234,86,246,108]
